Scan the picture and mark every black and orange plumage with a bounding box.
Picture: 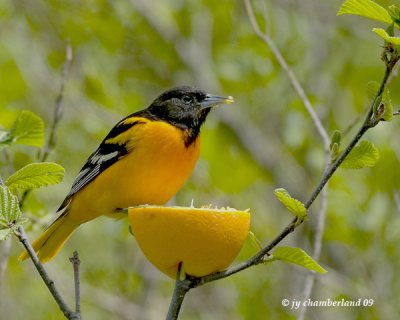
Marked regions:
[19,86,233,262]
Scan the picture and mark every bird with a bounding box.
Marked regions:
[19,86,233,263]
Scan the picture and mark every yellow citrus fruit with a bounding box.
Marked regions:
[128,206,251,278]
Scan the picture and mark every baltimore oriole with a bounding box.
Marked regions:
[19,86,233,262]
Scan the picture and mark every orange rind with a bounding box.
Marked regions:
[128,205,251,278]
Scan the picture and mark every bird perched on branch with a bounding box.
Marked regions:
[19,86,234,262]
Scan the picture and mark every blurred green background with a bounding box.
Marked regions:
[1,0,400,319]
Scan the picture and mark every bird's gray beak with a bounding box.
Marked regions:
[199,94,234,110]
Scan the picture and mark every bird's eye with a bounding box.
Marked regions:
[182,95,193,104]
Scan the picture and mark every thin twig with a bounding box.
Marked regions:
[69,251,81,319]
[298,185,328,320]
[0,42,73,291]
[41,41,73,162]
[3,173,78,320]
[243,0,330,152]
[55,268,147,320]
[166,263,191,320]
[20,41,72,207]
[16,226,77,319]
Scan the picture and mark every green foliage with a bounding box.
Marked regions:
[338,1,400,44]
[330,130,342,161]
[271,246,327,274]
[0,185,22,240]
[330,130,342,150]
[388,5,400,27]
[248,231,262,251]
[0,110,44,150]
[367,81,393,121]
[337,0,392,24]
[274,188,307,220]
[341,140,380,169]
[373,27,400,44]
[5,162,65,191]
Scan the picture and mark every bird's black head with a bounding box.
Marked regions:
[146,86,234,145]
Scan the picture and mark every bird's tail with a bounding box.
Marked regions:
[19,210,78,263]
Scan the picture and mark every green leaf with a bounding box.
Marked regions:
[272,246,327,274]
[0,185,22,225]
[337,0,392,24]
[330,130,342,161]
[248,231,262,251]
[366,82,393,121]
[341,140,379,169]
[381,96,393,121]
[330,130,341,150]
[379,87,393,121]
[5,162,65,191]
[274,188,307,219]
[388,5,400,26]
[372,28,400,45]
[7,110,44,148]
[386,23,395,37]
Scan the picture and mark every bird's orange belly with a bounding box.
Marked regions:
[69,122,200,222]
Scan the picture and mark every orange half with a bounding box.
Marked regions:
[128,206,251,278]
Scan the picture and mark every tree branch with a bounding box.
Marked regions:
[0,172,77,319]
[166,263,191,320]
[69,251,81,319]
[15,226,78,319]
[298,185,328,320]
[0,175,78,320]
[165,36,400,320]
[243,0,330,152]
[41,41,73,163]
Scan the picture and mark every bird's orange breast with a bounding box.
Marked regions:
[69,120,200,222]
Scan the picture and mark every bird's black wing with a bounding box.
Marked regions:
[57,116,147,212]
